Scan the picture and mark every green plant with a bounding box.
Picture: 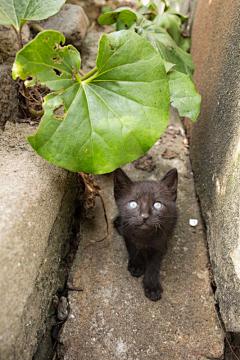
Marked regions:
[0,0,66,48]
[111,1,191,52]
[152,2,191,52]
[0,0,66,117]
[11,5,200,174]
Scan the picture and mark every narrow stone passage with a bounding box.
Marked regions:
[58,109,224,359]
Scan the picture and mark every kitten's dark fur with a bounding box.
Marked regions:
[113,168,178,301]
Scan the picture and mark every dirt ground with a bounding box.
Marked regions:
[57,108,224,360]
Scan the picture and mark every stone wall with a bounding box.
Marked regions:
[187,0,240,332]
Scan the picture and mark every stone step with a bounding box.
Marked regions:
[58,109,224,359]
[0,122,78,360]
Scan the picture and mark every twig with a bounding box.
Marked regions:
[52,324,64,351]
[23,83,44,117]
[78,173,109,243]
[90,191,109,243]
[67,276,84,291]
[18,85,43,106]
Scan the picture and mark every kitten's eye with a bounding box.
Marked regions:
[153,202,162,210]
[129,201,138,209]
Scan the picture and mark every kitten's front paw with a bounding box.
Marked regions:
[128,261,145,277]
[143,282,163,301]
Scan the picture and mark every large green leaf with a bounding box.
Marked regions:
[0,0,65,30]
[98,7,138,26]
[135,19,194,79]
[168,70,201,121]
[153,12,182,45]
[13,30,170,174]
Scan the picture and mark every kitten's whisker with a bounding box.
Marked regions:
[156,223,168,238]
[121,222,133,232]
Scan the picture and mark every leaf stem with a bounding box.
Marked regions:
[75,72,81,82]
[29,23,45,33]
[79,69,85,76]
[28,108,44,117]
[88,21,96,32]
[80,66,98,81]
[12,25,23,50]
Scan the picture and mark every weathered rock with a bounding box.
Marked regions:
[0,122,78,359]
[66,0,105,23]
[0,24,30,64]
[58,108,224,359]
[0,24,30,129]
[0,26,19,64]
[80,30,105,73]
[58,297,69,321]
[0,65,19,129]
[186,0,240,332]
[34,4,89,50]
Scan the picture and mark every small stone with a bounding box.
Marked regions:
[57,296,69,321]
[34,4,89,50]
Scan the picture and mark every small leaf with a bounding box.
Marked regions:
[162,59,175,73]
[153,13,182,45]
[116,19,129,31]
[164,6,188,23]
[135,20,194,79]
[179,35,191,52]
[153,7,189,47]
[98,7,138,26]
[138,6,150,15]
[0,0,66,30]
[13,30,170,174]
[168,70,201,121]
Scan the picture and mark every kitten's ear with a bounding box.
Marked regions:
[160,168,178,201]
[114,168,133,200]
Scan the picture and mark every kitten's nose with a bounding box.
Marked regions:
[141,213,149,220]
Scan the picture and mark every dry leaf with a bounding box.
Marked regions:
[162,148,178,159]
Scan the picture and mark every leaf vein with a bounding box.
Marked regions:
[86,84,144,153]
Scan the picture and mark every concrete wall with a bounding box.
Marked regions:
[188,0,240,332]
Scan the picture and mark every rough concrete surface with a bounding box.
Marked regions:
[0,122,78,360]
[35,4,89,50]
[59,109,224,360]
[186,0,240,332]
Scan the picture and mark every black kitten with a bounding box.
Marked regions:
[113,168,178,301]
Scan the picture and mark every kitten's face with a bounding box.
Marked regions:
[114,168,178,233]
